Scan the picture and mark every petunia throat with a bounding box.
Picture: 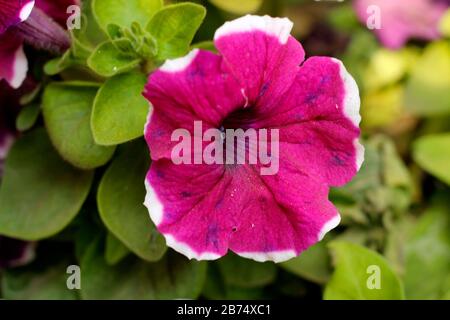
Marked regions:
[171,119,279,176]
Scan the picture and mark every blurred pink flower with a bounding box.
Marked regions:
[354,0,449,49]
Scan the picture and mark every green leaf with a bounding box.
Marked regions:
[281,242,331,284]
[88,41,141,77]
[80,240,206,299]
[209,0,262,14]
[324,241,405,300]
[192,40,217,53]
[74,214,102,262]
[217,253,276,288]
[202,264,227,299]
[0,129,93,240]
[203,264,269,299]
[403,195,450,299]
[44,51,74,75]
[2,259,78,300]
[105,232,131,265]
[97,140,166,261]
[42,82,115,169]
[16,103,40,131]
[106,23,122,39]
[19,83,41,105]
[405,41,450,116]
[146,3,206,60]
[413,133,450,185]
[92,0,162,31]
[91,72,150,145]
[78,0,108,46]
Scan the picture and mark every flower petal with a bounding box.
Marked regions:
[15,7,70,54]
[0,0,34,34]
[145,160,340,263]
[253,57,363,186]
[230,164,341,262]
[0,31,27,89]
[214,15,305,108]
[145,160,229,260]
[143,16,364,264]
[143,49,244,161]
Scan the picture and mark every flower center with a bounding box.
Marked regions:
[221,106,257,131]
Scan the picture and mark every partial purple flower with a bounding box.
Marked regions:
[143,15,364,263]
[0,78,35,172]
[0,236,35,268]
[354,0,449,49]
[0,0,34,34]
[0,0,77,88]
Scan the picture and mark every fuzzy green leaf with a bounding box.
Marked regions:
[16,103,40,131]
[42,82,115,169]
[88,41,141,77]
[324,241,405,300]
[92,0,163,31]
[0,129,93,240]
[217,253,276,288]
[105,232,131,265]
[81,240,206,299]
[281,242,331,284]
[97,140,166,262]
[91,72,150,146]
[146,3,206,60]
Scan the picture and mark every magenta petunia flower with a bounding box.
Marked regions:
[354,0,449,49]
[143,15,364,262]
[0,0,76,88]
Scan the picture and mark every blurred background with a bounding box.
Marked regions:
[0,0,449,300]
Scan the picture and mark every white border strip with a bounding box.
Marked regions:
[354,138,365,171]
[331,58,365,172]
[236,249,297,263]
[214,15,293,45]
[19,1,35,21]
[160,49,199,73]
[165,234,221,261]
[331,58,361,127]
[144,179,164,226]
[144,179,222,261]
[318,214,341,241]
[9,45,28,89]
